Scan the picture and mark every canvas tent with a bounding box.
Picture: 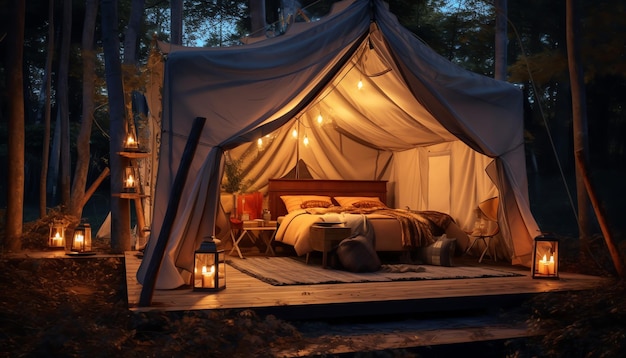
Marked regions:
[137,0,540,289]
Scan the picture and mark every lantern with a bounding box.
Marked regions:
[70,220,93,255]
[123,166,139,193]
[532,234,559,279]
[48,219,67,249]
[193,238,226,292]
[124,128,140,151]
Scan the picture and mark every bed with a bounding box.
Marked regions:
[268,179,469,258]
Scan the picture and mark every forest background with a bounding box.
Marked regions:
[0,0,625,249]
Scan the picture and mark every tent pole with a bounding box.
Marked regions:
[138,117,207,307]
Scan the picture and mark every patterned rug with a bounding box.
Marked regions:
[226,256,524,286]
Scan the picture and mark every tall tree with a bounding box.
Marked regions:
[249,0,265,39]
[171,0,183,44]
[39,0,55,218]
[102,0,132,253]
[70,0,99,219]
[566,0,592,242]
[5,0,26,252]
[494,0,507,80]
[123,0,145,64]
[58,0,72,208]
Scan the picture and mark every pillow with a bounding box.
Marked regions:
[419,235,457,267]
[352,200,387,209]
[301,200,333,209]
[334,196,383,208]
[334,235,381,273]
[280,195,332,213]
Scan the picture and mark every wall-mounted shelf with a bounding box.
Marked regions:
[117,151,151,159]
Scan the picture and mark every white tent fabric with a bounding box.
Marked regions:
[137,0,540,289]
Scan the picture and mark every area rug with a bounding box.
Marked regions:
[226,257,524,286]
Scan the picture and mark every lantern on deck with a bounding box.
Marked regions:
[532,234,559,279]
[48,219,67,249]
[123,166,139,193]
[193,238,226,292]
[70,220,93,255]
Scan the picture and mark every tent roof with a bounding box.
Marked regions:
[137,0,539,289]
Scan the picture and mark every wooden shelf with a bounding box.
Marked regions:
[112,193,149,199]
[117,151,151,159]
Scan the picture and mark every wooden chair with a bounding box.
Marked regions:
[465,197,500,263]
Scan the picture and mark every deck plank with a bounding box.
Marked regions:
[125,251,610,318]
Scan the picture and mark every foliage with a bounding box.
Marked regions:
[222,158,247,194]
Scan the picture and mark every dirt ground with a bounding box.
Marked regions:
[1,216,625,357]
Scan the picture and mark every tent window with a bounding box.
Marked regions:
[427,152,451,214]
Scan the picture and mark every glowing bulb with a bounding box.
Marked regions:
[317,113,323,125]
[292,128,298,138]
[303,134,309,146]
[357,79,363,90]
[257,137,263,147]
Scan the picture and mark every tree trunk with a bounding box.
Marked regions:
[249,0,266,38]
[123,0,145,65]
[102,0,131,253]
[170,0,183,45]
[59,0,72,208]
[566,0,593,243]
[494,0,508,81]
[40,0,55,218]
[70,0,99,219]
[5,0,26,252]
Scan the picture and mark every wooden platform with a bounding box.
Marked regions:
[125,251,609,319]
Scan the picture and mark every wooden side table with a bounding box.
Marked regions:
[230,221,277,259]
[308,225,352,268]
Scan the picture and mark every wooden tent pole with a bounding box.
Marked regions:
[138,117,206,307]
[575,149,625,277]
[81,167,111,207]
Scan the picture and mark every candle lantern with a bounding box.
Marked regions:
[124,128,140,152]
[123,166,139,193]
[70,220,93,255]
[48,219,67,249]
[532,234,559,279]
[193,237,226,292]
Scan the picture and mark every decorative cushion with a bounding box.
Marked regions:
[420,235,457,267]
[352,200,387,209]
[334,235,381,273]
[301,200,334,209]
[280,195,332,213]
[334,196,383,208]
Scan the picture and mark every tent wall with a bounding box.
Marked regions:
[137,0,539,290]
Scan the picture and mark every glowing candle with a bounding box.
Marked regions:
[548,255,555,275]
[539,254,549,275]
[53,232,62,246]
[202,265,215,288]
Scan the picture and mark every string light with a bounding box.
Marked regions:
[292,127,298,138]
[303,134,309,147]
[317,112,323,125]
[257,137,263,148]
[357,77,363,90]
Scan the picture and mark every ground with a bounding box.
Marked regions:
[1,215,625,357]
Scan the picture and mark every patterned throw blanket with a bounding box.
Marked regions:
[344,208,453,248]
[303,206,454,249]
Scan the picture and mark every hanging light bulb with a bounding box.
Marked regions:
[257,137,263,148]
[357,77,363,90]
[317,112,323,125]
[303,134,309,147]
[292,127,298,139]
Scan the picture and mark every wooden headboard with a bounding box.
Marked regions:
[267,179,387,219]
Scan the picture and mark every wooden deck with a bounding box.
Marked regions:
[125,251,610,319]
